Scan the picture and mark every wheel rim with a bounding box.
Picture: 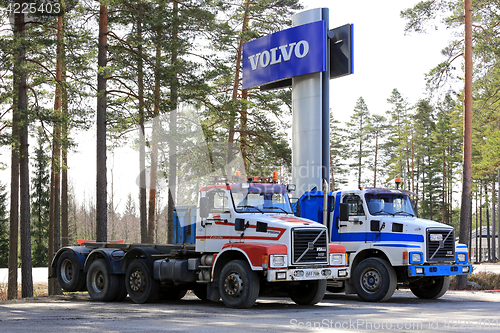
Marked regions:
[129,269,146,293]
[361,268,381,293]
[91,268,106,294]
[60,259,73,284]
[224,271,244,298]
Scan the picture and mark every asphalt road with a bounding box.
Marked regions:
[1,263,500,284]
[1,290,499,333]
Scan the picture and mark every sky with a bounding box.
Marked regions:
[305,0,457,123]
[0,0,460,214]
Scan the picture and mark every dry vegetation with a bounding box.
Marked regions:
[450,272,500,291]
[0,283,49,301]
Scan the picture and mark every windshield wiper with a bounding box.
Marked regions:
[394,211,414,217]
[237,205,263,213]
[264,206,289,214]
[372,210,394,216]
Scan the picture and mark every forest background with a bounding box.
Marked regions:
[1,0,500,297]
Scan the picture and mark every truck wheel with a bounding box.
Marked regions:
[57,251,86,292]
[113,275,128,302]
[219,260,259,308]
[125,260,159,304]
[86,259,120,302]
[289,279,327,305]
[353,257,397,302]
[410,276,450,299]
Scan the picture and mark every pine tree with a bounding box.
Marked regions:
[366,114,387,188]
[30,128,50,267]
[384,89,411,187]
[413,99,440,220]
[346,97,371,188]
[329,114,349,190]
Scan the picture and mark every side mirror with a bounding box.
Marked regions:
[199,197,209,218]
[235,218,246,231]
[339,203,349,221]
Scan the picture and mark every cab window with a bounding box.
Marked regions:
[343,195,364,216]
[208,189,230,213]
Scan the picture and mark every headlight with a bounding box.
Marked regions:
[411,252,422,264]
[269,254,287,268]
[330,253,346,266]
[457,253,466,263]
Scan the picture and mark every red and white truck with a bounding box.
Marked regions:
[51,174,348,308]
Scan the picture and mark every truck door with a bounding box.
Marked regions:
[202,188,232,252]
[337,194,367,251]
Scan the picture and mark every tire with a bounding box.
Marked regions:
[86,259,120,302]
[353,257,397,302]
[113,275,128,302]
[409,276,450,299]
[57,251,86,292]
[125,260,160,304]
[219,260,260,308]
[289,280,327,305]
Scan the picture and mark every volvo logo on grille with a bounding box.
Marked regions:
[308,242,314,249]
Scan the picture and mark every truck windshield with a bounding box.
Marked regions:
[365,193,415,217]
[230,184,293,214]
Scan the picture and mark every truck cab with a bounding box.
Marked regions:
[195,178,348,303]
[296,187,472,302]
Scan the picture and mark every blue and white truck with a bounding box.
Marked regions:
[294,184,473,302]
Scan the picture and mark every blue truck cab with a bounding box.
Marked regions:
[295,187,472,302]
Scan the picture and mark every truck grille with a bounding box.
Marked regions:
[292,228,328,265]
[426,228,455,262]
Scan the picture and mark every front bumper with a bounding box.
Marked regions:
[407,263,473,277]
[267,267,349,282]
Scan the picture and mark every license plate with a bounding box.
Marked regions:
[305,271,319,277]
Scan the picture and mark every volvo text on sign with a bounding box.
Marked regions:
[242,21,326,90]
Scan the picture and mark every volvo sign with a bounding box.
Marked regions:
[242,20,326,90]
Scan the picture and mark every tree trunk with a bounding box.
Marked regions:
[458,0,473,288]
[373,130,378,188]
[475,188,478,263]
[49,12,64,295]
[61,7,69,247]
[227,0,251,166]
[148,40,161,244]
[8,19,20,299]
[15,9,33,298]
[137,17,147,244]
[480,183,483,262]
[497,170,500,262]
[441,149,447,224]
[492,177,496,261]
[96,4,108,242]
[167,0,179,244]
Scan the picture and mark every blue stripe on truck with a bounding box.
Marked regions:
[332,232,424,243]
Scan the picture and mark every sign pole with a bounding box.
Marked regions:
[291,8,329,198]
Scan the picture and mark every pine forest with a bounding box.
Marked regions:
[1,0,500,298]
